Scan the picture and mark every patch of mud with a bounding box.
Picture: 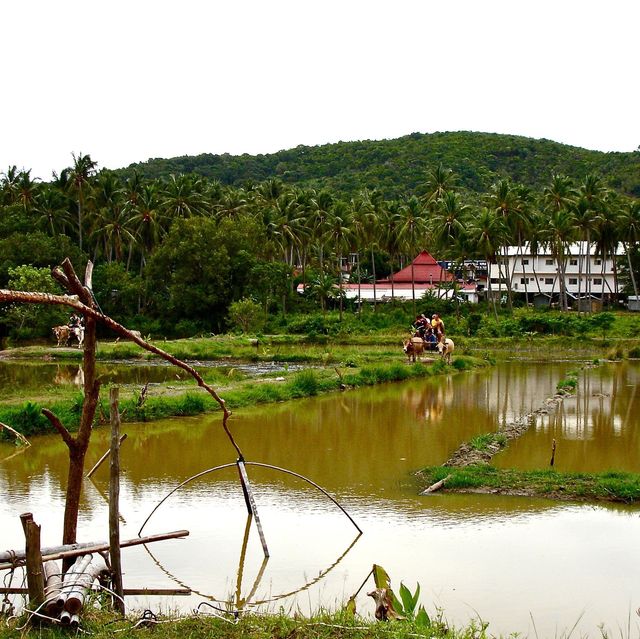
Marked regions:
[107,358,306,376]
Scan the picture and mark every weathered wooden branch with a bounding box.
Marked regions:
[86,434,127,478]
[41,409,75,450]
[0,530,189,571]
[109,388,125,614]
[0,284,241,455]
[0,421,31,447]
[420,474,452,495]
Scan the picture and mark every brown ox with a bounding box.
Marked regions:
[436,337,455,364]
[52,325,84,348]
[52,325,71,347]
[403,337,425,362]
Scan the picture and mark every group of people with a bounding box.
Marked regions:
[411,313,445,350]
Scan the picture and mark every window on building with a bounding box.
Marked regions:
[545,259,553,265]
[569,278,577,285]
[569,258,578,266]
[522,259,529,265]
[594,278,602,285]
[595,259,602,265]
[544,278,554,285]
[520,278,526,284]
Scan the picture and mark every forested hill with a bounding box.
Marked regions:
[120,131,640,199]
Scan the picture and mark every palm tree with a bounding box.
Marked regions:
[593,194,621,302]
[34,184,72,236]
[91,171,131,263]
[468,207,507,318]
[421,163,455,211]
[161,174,208,219]
[618,198,640,298]
[487,179,529,310]
[397,195,428,314]
[542,209,577,310]
[577,174,607,304]
[323,201,353,320]
[127,182,167,273]
[69,152,98,251]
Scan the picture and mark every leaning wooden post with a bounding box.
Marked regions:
[109,388,125,614]
[19,513,45,610]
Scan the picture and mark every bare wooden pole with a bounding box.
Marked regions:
[19,513,45,609]
[86,434,127,478]
[109,387,125,614]
[236,460,269,557]
[550,438,557,467]
[0,530,189,571]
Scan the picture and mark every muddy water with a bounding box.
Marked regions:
[1,361,639,637]
[497,360,640,472]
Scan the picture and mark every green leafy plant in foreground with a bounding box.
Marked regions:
[370,564,430,626]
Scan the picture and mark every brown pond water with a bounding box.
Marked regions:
[1,361,639,637]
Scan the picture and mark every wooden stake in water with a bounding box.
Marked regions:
[550,438,557,467]
[236,459,269,557]
[109,387,125,614]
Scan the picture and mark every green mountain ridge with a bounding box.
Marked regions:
[120,131,640,199]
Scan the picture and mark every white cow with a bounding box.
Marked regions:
[436,338,455,364]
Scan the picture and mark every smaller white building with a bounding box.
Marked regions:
[489,243,623,300]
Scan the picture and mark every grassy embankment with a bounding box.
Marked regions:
[419,367,640,503]
[0,334,489,438]
[0,608,494,639]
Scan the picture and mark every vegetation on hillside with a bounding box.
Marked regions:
[120,131,640,199]
[1,133,639,340]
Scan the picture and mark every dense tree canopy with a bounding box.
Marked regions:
[1,132,639,338]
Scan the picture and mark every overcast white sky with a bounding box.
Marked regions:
[2,0,639,180]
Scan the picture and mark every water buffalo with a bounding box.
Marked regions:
[52,325,84,348]
[403,337,425,362]
[436,337,455,364]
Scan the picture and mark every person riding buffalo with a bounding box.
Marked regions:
[431,313,445,342]
[412,314,429,339]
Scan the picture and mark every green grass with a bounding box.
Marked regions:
[418,465,640,503]
[0,355,488,439]
[468,432,507,452]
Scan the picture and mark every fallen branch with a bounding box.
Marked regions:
[420,474,452,495]
[0,421,31,448]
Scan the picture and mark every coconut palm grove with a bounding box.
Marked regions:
[1,131,639,340]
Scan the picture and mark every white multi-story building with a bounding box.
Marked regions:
[489,242,623,300]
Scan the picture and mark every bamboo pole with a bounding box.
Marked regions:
[64,554,108,614]
[86,434,127,478]
[43,560,63,616]
[19,512,45,609]
[0,530,189,571]
[109,387,125,614]
[2,587,191,596]
[236,459,269,557]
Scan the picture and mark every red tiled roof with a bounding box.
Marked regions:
[378,251,454,284]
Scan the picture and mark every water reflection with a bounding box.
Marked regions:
[497,361,640,472]
[1,361,639,637]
